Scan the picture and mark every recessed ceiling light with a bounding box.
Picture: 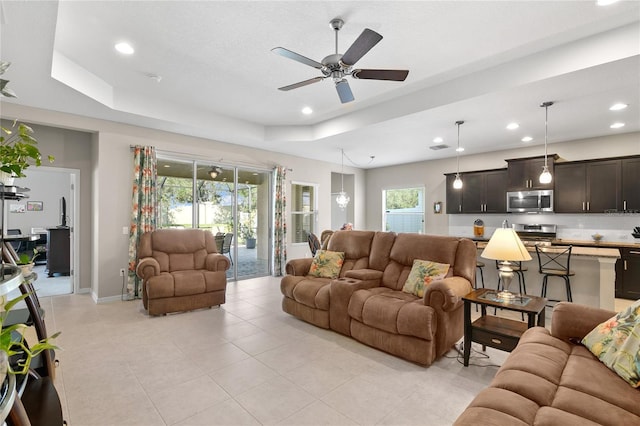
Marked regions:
[597,0,620,6]
[609,103,628,111]
[115,42,134,55]
[610,122,625,129]
[506,122,519,130]
[163,164,170,168]
[433,137,443,143]
[521,136,533,142]
[456,147,465,152]
[301,106,313,115]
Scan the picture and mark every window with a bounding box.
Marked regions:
[383,187,425,233]
[291,182,317,243]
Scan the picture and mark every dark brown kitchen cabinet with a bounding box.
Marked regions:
[445,169,507,213]
[616,248,640,300]
[506,155,557,191]
[622,157,640,212]
[553,163,585,213]
[554,155,640,213]
[554,160,620,213]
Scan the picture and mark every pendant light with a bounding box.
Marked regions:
[336,148,350,209]
[452,120,464,189]
[539,101,554,184]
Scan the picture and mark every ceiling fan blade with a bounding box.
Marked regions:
[335,79,354,103]
[340,28,383,66]
[352,69,409,81]
[278,76,324,91]
[271,47,324,70]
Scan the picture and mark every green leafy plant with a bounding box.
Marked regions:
[17,248,39,265]
[0,120,54,178]
[0,293,60,375]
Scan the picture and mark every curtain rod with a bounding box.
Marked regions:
[129,145,293,172]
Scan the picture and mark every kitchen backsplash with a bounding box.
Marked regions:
[449,213,640,243]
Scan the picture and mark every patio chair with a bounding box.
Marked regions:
[221,233,234,265]
[307,232,321,256]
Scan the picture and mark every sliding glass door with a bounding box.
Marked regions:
[157,156,271,280]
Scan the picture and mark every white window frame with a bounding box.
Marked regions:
[291,181,318,244]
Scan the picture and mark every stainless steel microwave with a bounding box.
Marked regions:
[506,190,553,213]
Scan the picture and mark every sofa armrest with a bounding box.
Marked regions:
[551,302,616,342]
[206,253,231,272]
[286,258,313,276]
[136,257,160,280]
[424,276,473,311]
[344,269,383,281]
[330,273,382,336]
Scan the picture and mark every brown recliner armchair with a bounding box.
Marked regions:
[136,228,230,315]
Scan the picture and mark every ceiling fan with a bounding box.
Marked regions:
[272,18,409,104]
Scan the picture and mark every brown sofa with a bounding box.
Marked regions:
[455,302,640,425]
[281,231,477,365]
[136,228,231,315]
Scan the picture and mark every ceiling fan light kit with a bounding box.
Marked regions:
[272,18,409,103]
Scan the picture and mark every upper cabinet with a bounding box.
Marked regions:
[506,155,558,190]
[622,157,640,212]
[555,156,639,213]
[445,169,507,214]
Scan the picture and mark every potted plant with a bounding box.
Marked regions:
[242,225,256,249]
[16,248,39,277]
[0,292,60,385]
[0,120,54,185]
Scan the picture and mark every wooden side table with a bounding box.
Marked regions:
[462,288,547,366]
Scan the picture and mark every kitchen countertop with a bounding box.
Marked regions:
[474,240,620,259]
[552,238,640,249]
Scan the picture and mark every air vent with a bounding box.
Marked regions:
[430,144,449,150]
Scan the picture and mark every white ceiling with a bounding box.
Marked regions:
[1,1,639,168]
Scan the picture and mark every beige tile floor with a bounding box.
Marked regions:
[40,277,634,426]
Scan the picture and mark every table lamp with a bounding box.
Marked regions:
[481,222,532,300]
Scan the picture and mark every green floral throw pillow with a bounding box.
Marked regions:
[402,259,450,298]
[308,250,345,279]
[582,299,640,388]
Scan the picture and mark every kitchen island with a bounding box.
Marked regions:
[474,241,621,311]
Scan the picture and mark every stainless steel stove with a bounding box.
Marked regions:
[512,224,557,246]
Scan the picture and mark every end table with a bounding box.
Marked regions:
[462,288,547,366]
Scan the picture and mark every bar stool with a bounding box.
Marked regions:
[475,261,486,289]
[536,245,574,303]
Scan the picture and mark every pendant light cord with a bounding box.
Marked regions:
[456,122,460,174]
[540,101,553,168]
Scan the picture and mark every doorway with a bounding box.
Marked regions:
[7,167,78,296]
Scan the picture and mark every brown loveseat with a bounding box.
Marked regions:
[136,228,230,315]
[281,231,477,365]
[454,302,640,425]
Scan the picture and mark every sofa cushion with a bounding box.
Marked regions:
[348,288,435,340]
[582,299,640,387]
[308,250,345,278]
[402,259,450,297]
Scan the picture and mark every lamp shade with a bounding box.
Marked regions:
[481,228,532,262]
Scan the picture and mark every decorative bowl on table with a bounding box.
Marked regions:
[632,233,640,239]
[592,233,604,243]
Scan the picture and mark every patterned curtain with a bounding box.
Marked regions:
[273,166,287,276]
[128,146,157,298]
